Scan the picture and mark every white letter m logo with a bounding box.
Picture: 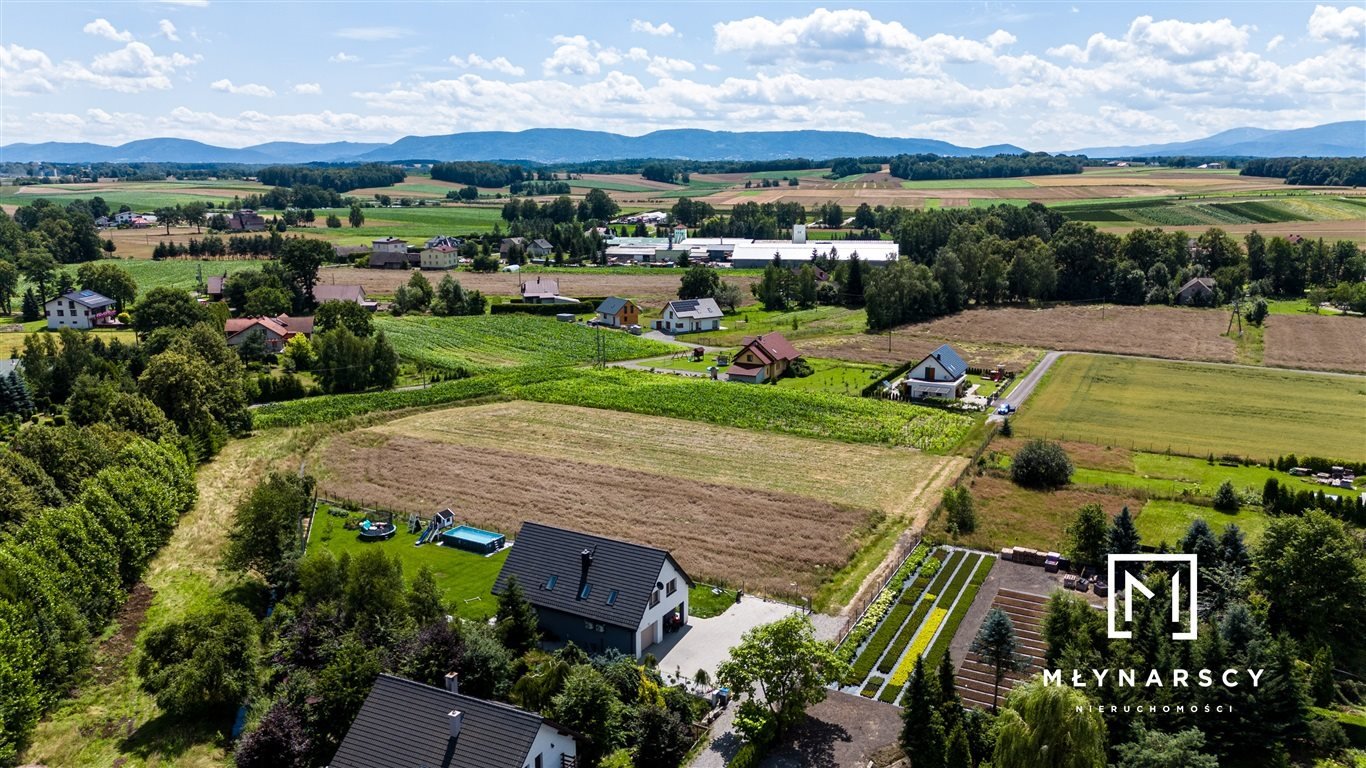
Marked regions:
[1107,554,1198,641]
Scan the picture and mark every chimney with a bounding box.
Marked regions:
[445,671,460,695]
[581,548,594,572]
[448,710,464,739]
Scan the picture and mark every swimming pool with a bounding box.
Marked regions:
[441,525,506,555]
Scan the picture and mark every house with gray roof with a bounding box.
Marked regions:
[44,289,118,331]
[492,522,692,658]
[654,298,722,334]
[901,343,970,400]
[330,673,578,768]
[593,297,639,328]
[1175,276,1217,306]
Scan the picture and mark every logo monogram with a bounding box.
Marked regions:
[1107,554,1198,640]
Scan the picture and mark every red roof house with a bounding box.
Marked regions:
[725,332,801,384]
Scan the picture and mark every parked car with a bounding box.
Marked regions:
[996,403,1015,415]
[627,325,642,335]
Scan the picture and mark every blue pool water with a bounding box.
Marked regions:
[447,525,502,545]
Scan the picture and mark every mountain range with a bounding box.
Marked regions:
[1,122,1360,165]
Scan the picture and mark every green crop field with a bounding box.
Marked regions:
[745,169,828,180]
[32,258,267,295]
[308,506,507,620]
[1013,354,1366,461]
[513,367,974,451]
[566,178,657,192]
[1135,500,1270,548]
[374,314,677,374]
[0,180,269,210]
[311,205,509,241]
[899,178,1033,189]
[775,358,891,396]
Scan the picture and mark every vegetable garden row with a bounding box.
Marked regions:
[836,545,996,706]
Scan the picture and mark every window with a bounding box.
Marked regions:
[666,579,677,596]
[651,590,660,607]
[535,755,543,768]
[544,575,557,590]
[606,589,618,606]
[579,583,592,600]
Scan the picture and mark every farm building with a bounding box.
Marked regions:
[330,674,578,768]
[45,289,118,331]
[654,298,722,334]
[492,522,692,658]
[1175,277,1217,306]
[898,343,970,400]
[227,209,266,232]
[313,284,377,310]
[420,245,459,269]
[594,297,640,328]
[224,315,313,353]
[729,240,899,269]
[726,332,801,383]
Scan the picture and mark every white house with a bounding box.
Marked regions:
[900,343,970,400]
[420,245,459,269]
[654,298,722,334]
[492,522,692,658]
[329,674,578,768]
[371,236,408,254]
[45,289,118,330]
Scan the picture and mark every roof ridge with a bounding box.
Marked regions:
[519,521,671,555]
[375,674,544,723]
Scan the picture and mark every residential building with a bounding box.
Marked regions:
[421,245,460,269]
[205,274,227,300]
[1175,277,1217,306]
[725,332,801,383]
[593,297,640,328]
[654,298,722,334]
[529,238,554,258]
[493,522,692,658]
[900,343,969,400]
[500,237,528,257]
[44,289,118,330]
[369,250,420,269]
[372,236,408,254]
[425,235,463,250]
[113,210,138,225]
[224,314,314,353]
[227,209,266,232]
[313,284,376,310]
[520,276,576,304]
[94,216,111,228]
[329,674,578,768]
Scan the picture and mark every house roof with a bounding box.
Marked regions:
[665,298,722,320]
[595,296,634,315]
[724,362,765,379]
[1177,277,1216,294]
[737,333,800,365]
[532,238,553,250]
[372,236,407,245]
[225,316,290,338]
[424,245,458,253]
[493,522,692,630]
[50,289,116,310]
[313,284,368,304]
[909,343,968,381]
[206,275,226,295]
[521,276,560,298]
[329,674,556,768]
[425,235,463,248]
[275,314,314,335]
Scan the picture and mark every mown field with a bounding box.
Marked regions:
[1013,354,1366,461]
[374,314,677,374]
[312,401,964,602]
[1134,500,1270,548]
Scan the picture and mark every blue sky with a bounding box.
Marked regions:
[1,1,1363,150]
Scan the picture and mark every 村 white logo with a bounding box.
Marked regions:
[1107,554,1198,641]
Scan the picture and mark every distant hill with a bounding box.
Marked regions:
[1,129,1025,165]
[1071,121,1366,158]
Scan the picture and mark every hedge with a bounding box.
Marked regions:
[927,555,996,668]
[490,301,593,315]
[844,602,912,685]
[861,676,885,698]
[877,551,963,674]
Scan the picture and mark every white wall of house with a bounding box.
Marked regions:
[420,248,458,269]
[523,723,577,768]
[656,307,720,334]
[373,239,408,254]
[227,326,287,353]
[45,298,105,330]
[634,559,689,657]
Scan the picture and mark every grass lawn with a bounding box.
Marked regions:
[0,326,138,355]
[1013,354,1366,462]
[689,584,736,619]
[775,358,891,396]
[936,473,1145,553]
[311,204,508,241]
[1264,298,1343,316]
[689,305,866,346]
[307,508,507,621]
[1134,500,1270,547]
[27,258,268,296]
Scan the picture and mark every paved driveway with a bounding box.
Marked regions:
[655,595,801,687]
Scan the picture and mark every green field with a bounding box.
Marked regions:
[308,507,507,620]
[0,179,268,210]
[514,367,974,452]
[315,205,509,240]
[1134,500,1270,547]
[1055,194,1366,227]
[899,178,1033,189]
[775,358,891,395]
[1014,354,1366,461]
[744,169,828,180]
[32,258,267,295]
[1074,452,1361,500]
[374,315,677,374]
[566,178,658,192]
[688,305,866,346]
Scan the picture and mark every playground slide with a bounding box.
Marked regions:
[416,519,440,546]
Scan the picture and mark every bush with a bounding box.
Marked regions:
[1213,480,1240,512]
[1010,439,1073,488]
[788,358,814,378]
[136,601,260,717]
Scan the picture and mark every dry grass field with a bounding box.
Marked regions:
[937,473,1144,553]
[319,265,757,303]
[876,305,1238,363]
[313,402,965,597]
[802,333,1041,372]
[1264,314,1366,373]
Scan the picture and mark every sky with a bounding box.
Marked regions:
[1,1,1364,151]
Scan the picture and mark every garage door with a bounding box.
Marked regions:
[638,622,656,652]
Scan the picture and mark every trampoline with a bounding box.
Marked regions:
[358,519,397,541]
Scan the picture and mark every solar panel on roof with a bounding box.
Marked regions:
[673,300,699,310]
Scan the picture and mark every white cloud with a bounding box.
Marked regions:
[450,53,525,76]
[292,82,322,94]
[210,78,276,97]
[714,8,918,61]
[542,35,622,76]
[646,55,696,78]
[1308,5,1366,41]
[987,29,1018,48]
[631,19,677,37]
[336,26,408,41]
[83,19,134,43]
[1267,34,1285,51]
[329,52,360,63]
[2,41,200,95]
[158,19,180,42]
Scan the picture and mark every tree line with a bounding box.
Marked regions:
[888,152,1085,181]
[431,161,530,188]
[1241,157,1366,187]
[256,163,405,193]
